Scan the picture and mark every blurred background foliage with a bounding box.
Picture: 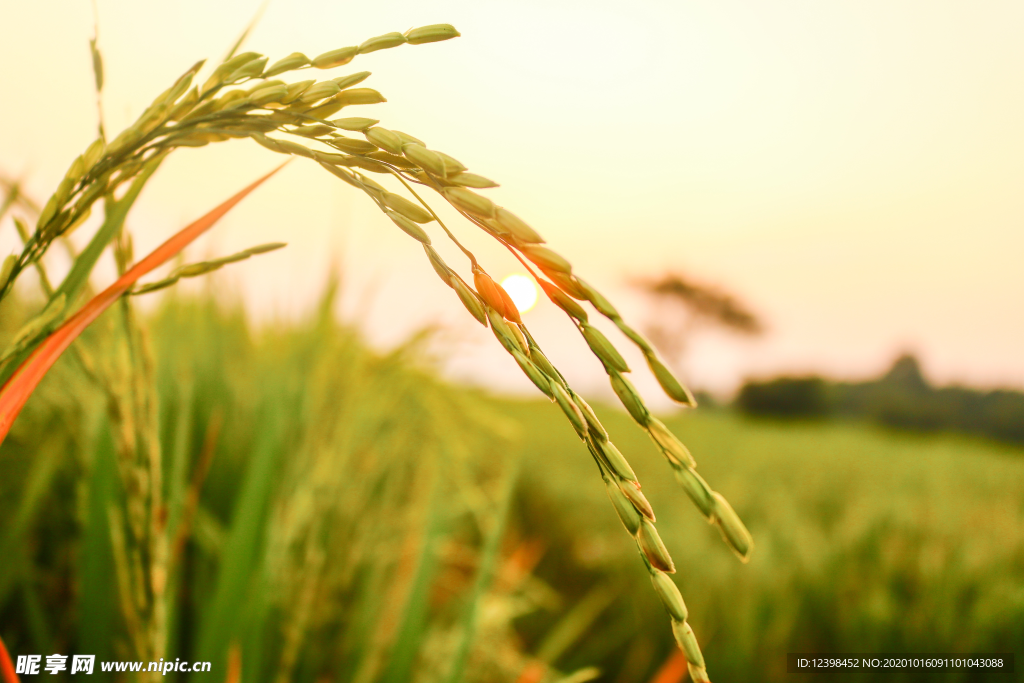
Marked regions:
[736,354,1024,446]
[1,283,1022,682]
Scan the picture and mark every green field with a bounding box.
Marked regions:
[1,292,1021,682]
[506,401,1024,681]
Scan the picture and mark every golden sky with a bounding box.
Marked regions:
[1,0,1022,397]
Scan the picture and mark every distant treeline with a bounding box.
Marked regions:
[735,355,1024,445]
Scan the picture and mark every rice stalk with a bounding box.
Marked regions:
[132,242,286,295]
[0,167,282,444]
[0,168,281,681]
[2,23,752,678]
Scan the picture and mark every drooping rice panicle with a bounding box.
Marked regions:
[3,23,751,679]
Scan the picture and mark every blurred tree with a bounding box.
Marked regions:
[880,353,930,393]
[736,376,831,418]
[633,272,764,365]
[735,352,1024,445]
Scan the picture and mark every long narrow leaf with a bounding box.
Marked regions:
[0,156,165,392]
[0,634,18,683]
[54,153,165,310]
[78,424,118,681]
[0,432,65,609]
[194,409,283,677]
[0,164,285,446]
[445,461,519,683]
[223,0,269,62]
[380,466,446,683]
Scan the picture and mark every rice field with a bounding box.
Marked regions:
[507,399,1024,682]
[0,16,1020,682]
[1,290,1021,682]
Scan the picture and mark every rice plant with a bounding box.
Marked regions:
[0,286,538,682]
[0,22,755,682]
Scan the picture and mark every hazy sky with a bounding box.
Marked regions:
[1,0,1021,399]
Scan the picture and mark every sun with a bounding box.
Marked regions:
[500,274,538,313]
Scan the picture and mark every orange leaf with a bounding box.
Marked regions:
[0,164,285,446]
[0,634,18,683]
[648,650,689,683]
[514,661,545,683]
[225,642,242,683]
